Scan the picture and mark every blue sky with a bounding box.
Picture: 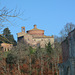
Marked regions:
[0,0,75,41]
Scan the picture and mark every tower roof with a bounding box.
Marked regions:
[27,25,44,36]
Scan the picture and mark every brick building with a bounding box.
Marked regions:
[58,29,75,75]
[17,25,54,48]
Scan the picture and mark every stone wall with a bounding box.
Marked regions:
[61,38,69,62]
[59,29,75,75]
[68,29,75,57]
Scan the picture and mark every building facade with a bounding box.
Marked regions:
[17,25,54,48]
[58,29,75,75]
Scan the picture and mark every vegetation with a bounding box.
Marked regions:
[0,41,60,75]
[60,22,75,41]
[0,22,74,75]
[0,34,11,44]
[3,28,17,46]
[0,7,23,29]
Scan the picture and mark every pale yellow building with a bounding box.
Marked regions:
[1,43,13,51]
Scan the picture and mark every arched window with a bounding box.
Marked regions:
[23,28,25,31]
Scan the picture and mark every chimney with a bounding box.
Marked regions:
[34,25,37,28]
[21,27,25,32]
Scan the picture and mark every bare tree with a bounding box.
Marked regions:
[60,23,75,41]
[53,42,62,75]
[6,42,29,75]
[0,7,24,29]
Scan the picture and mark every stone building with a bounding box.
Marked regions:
[17,25,54,48]
[58,29,75,75]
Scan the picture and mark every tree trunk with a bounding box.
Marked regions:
[41,54,43,75]
[47,59,49,73]
[52,61,54,75]
[17,60,21,75]
[29,56,31,75]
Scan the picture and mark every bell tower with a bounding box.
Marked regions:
[21,27,25,32]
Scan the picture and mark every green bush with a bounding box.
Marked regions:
[55,72,57,75]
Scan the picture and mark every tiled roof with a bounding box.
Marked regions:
[30,28,43,31]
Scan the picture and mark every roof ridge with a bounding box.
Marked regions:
[29,28,44,31]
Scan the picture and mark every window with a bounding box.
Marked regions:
[23,28,25,31]
[41,39,43,41]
